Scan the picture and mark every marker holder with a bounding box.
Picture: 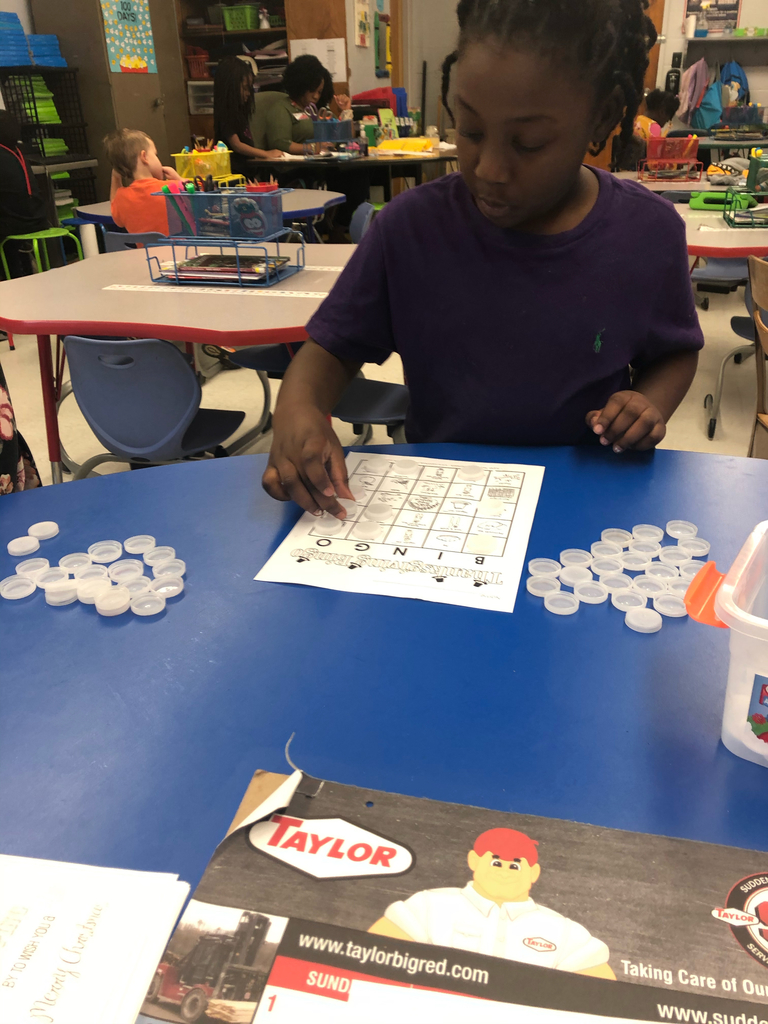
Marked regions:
[723,190,768,228]
[144,229,306,289]
[638,136,703,182]
[155,186,292,240]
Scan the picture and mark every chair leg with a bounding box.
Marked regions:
[389,423,407,443]
[0,240,10,281]
[56,380,81,476]
[223,370,273,456]
[67,231,83,262]
[704,345,755,440]
[73,453,130,480]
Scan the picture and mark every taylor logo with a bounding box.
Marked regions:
[248,814,413,880]
[715,875,768,968]
[523,937,556,952]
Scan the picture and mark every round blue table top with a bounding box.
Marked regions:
[2,444,767,892]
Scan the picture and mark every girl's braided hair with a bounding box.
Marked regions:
[441,0,657,155]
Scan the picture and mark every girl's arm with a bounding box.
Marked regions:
[586,349,698,453]
[225,132,284,161]
[262,340,361,517]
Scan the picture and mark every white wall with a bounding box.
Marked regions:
[0,0,33,32]
[658,0,768,108]
[346,0,390,95]
[404,0,457,129]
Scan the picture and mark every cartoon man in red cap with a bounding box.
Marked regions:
[368,828,615,979]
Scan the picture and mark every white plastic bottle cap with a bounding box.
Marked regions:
[123,576,152,596]
[677,537,710,558]
[365,503,394,522]
[467,534,497,555]
[659,546,689,567]
[574,580,609,604]
[632,524,664,543]
[526,576,561,598]
[625,607,663,633]
[591,556,623,576]
[612,590,647,611]
[628,539,661,558]
[653,594,688,618]
[620,552,651,572]
[152,558,186,579]
[314,516,345,536]
[544,591,579,616]
[88,540,123,564]
[631,574,668,597]
[559,548,593,566]
[58,552,91,574]
[77,578,113,604]
[45,579,78,606]
[457,465,485,481]
[478,499,504,517]
[95,586,131,616]
[150,576,184,599]
[601,528,632,548]
[124,534,156,554]
[35,567,69,589]
[591,541,621,557]
[601,573,634,593]
[365,456,388,472]
[0,575,36,600]
[337,499,358,514]
[667,578,690,597]
[73,563,108,581]
[678,559,703,582]
[646,562,679,580]
[528,558,561,577]
[350,486,369,502]
[108,559,146,583]
[666,520,697,539]
[559,565,593,587]
[28,520,59,540]
[15,557,49,579]
[397,459,419,474]
[131,593,166,617]
[354,522,383,541]
[7,536,40,557]
[143,545,174,566]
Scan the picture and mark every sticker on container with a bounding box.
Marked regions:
[747,674,768,745]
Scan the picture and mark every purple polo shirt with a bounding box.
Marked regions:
[307,169,703,446]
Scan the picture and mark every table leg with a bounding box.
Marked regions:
[37,334,63,484]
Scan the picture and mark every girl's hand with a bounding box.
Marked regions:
[335,93,352,111]
[162,166,183,181]
[586,391,666,453]
[262,405,354,518]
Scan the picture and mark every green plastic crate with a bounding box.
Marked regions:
[222,5,259,30]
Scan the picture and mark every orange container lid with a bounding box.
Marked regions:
[684,561,728,628]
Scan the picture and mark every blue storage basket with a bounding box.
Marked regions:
[312,120,354,143]
[158,187,289,240]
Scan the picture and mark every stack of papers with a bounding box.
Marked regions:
[0,855,188,1024]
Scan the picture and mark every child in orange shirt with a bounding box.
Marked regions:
[104,128,182,234]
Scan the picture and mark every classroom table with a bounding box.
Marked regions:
[247,152,458,202]
[614,170,716,192]
[677,204,768,257]
[77,189,347,240]
[2,445,768,896]
[0,244,354,484]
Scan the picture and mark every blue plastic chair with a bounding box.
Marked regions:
[349,202,375,244]
[62,336,245,479]
[332,378,410,444]
[704,283,760,440]
[103,230,165,252]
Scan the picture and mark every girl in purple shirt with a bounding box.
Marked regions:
[263,0,703,520]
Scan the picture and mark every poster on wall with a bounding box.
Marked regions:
[684,0,742,33]
[100,0,158,74]
[355,0,371,47]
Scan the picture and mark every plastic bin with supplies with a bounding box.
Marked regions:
[158,187,290,239]
[709,521,768,767]
[172,149,232,179]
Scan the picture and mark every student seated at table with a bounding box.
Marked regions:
[104,128,183,235]
[262,0,704,518]
[250,55,367,241]
[0,111,51,278]
[213,56,284,175]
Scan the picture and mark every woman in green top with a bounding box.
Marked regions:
[250,55,325,154]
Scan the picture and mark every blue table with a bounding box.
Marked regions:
[2,445,768,895]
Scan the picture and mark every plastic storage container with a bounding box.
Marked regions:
[172,149,232,179]
[222,4,259,30]
[160,187,286,239]
[713,521,768,766]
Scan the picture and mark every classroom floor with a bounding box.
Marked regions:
[1,286,759,488]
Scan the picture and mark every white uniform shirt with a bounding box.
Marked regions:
[384,884,609,972]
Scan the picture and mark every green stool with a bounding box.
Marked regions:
[0,227,83,280]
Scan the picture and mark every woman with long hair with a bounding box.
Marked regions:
[213,56,283,174]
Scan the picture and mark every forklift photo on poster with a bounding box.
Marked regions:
[684,0,742,32]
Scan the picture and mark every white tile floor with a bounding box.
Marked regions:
[1,286,758,488]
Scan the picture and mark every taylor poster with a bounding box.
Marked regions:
[684,0,742,33]
[100,0,157,75]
